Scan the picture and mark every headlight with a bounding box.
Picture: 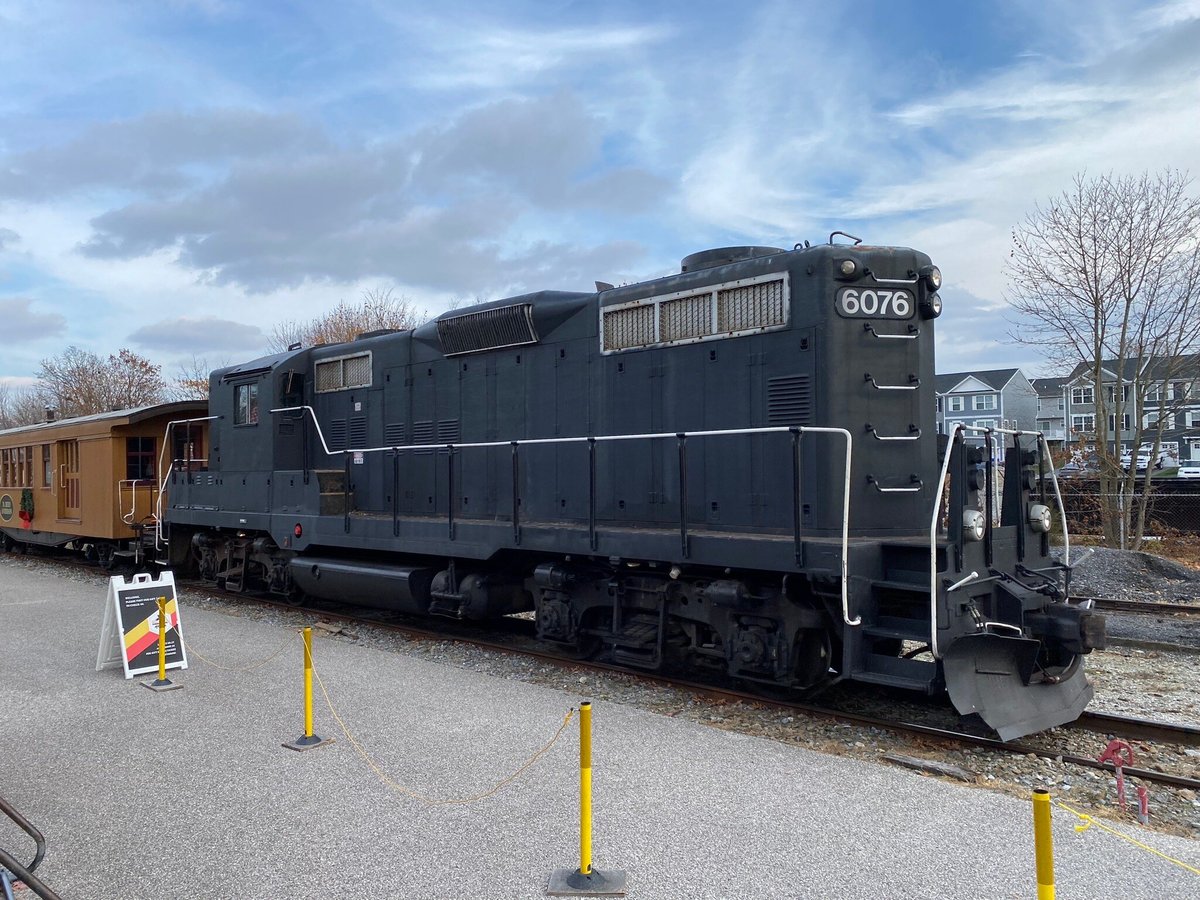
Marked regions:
[963,509,985,541]
[920,264,942,291]
[1028,504,1052,533]
[837,258,857,278]
[920,292,942,319]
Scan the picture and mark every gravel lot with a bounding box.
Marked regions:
[3,548,1199,843]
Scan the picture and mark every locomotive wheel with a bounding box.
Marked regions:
[98,543,117,571]
[0,533,12,553]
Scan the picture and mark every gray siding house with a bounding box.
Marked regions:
[935,369,1040,452]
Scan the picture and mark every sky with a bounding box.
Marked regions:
[1,0,1198,388]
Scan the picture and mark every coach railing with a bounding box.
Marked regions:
[270,405,861,627]
[118,479,158,527]
[928,424,1070,659]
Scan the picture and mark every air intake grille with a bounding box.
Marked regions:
[767,375,813,425]
[659,294,711,342]
[412,421,435,454]
[601,273,788,353]
[718,280,786,332]
[384,423,405,446]
[328,419,348,451]
[315,352,373,393]
[348,417,367,448]
[602,305,655,350]
[437,304,538,356]
[437,419,461,443]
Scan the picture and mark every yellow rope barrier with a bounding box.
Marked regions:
[180,630,295,672]
[1054,800,1200,877]
[305,632,575,806]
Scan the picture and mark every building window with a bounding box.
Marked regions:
[42,445,51,487]
[1071,386,1094,405]
[973,419,996,430]
[948,396,964,412]
[1105,385,1131,403]
[1071,414,1095,433]
[235,383,259,425]
[1037,419,1055,431]
[936,397,943,413]
[973,394,997,411]
[126,437,156,481]
[1107,414,1131,431]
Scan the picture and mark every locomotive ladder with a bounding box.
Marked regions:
[269,405,861,627]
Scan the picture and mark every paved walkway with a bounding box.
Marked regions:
[1,558,1197,898]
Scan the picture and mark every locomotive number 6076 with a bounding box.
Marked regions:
[835,287,912,318]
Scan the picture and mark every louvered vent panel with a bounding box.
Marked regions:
[767,375,813,425]
[348,417,367,448]
[328,419,348,451]
[436,419,461,443]
[343,354,372,388]
[718,279,786,332]
[437,304,538,356]
[412,421,435,454]
[602,305,655,351]
[316,360,342,393]
[659,293,712,342]
[384,423,406,446]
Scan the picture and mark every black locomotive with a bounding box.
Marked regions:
[164,239,1105,740]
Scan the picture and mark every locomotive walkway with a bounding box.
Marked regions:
[1,559,1197,898]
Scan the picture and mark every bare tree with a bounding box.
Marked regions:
[37,346,168,416]
[0,382,50,429]
[169,355,227,401]
[269,287,427,352]
[1007,170,1200,549]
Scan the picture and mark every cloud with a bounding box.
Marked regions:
[0,296,67,341]
[127,316,267,354]
[0,227,18,250]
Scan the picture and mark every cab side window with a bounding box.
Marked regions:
[235,383,259,425]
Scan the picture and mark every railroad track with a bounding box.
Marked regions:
[1085,596,1200,616]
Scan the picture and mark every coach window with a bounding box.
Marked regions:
[42,445,51,487]
[235,383,259,426]
[127,437,156,481]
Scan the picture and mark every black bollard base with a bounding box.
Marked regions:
[546,868,627,896]
[282,734,334,752]
[143,678,182,692]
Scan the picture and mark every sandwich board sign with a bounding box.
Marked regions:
[96,571,188,678]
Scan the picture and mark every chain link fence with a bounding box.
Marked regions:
[1056,480,1200,537]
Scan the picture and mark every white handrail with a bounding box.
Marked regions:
[155,415,221,549]
[269,405,861,627]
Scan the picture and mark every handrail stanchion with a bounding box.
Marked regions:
[548,701,626,896]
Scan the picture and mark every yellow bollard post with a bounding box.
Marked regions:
[156,598,168,682]
[580,700,593,877]
[547,701,626,896]
[1032,789,1056,900]
[283,626,331,751]
[144,596,181,692]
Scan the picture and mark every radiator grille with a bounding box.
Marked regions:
[767,375,813,425]
[436,419,461,443]
[348,417,367,448]
[384,423,405,446]
[601,274,788,353]
[437,304,538,356]
[718,280,786,332]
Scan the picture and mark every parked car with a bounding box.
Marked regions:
[1178,465,1200,480]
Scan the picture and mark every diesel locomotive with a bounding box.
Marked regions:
[162,238,1105,740]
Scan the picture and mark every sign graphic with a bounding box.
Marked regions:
[0,495,12,522]
[96,571,188,678]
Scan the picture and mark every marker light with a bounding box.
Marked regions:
[294,523,303,538]
[920,264,942,291]
[1028,504,1052,534]
[838,258,857,277]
